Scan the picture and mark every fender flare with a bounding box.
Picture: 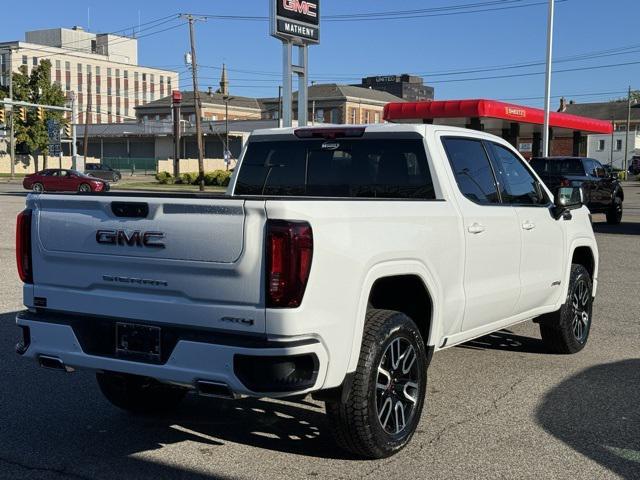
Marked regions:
[556,238,599,307]
[346,260,442,374]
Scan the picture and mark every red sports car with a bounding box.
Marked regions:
[23,169,110,193]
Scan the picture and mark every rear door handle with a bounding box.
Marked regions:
[522,221,536,231]
[467,223,486,234]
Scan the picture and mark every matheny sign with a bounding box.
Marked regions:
[271,0,320,44]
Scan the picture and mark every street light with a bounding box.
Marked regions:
[223,95,234,170]
[542,0,555,157]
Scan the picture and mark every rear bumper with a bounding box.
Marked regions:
[16,310,329,398]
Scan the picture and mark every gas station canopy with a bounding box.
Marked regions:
[384,99,613,136]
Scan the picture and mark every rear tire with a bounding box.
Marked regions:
[538,264,593,354]
[606,196,623,224]
[325,309,427,459]
[96,371,187,415]
[32,183,44,193]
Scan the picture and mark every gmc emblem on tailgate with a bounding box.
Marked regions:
[96,230,166,248]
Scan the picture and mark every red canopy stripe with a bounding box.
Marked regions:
[383,99,613,134]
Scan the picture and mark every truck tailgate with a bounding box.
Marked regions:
[27,194,267,334]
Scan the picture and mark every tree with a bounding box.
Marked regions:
[12,60,66,171]
[614,90,640,103]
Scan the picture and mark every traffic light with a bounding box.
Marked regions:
[17,107,26,122]
[0,108,5,125]
[36,107,44,121]
[63,123,71,137]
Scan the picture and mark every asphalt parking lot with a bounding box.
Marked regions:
[0,181,638,480]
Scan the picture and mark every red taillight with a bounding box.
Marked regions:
[16,209,33,284]
[266,220,313,308]
[560,178,571,187]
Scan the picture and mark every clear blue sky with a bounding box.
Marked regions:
[4,0,639,106]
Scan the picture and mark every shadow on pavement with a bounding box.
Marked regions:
[537,360,640,479]
[0,311,348,479]
[592,221,640,236]
[457,329,548,354]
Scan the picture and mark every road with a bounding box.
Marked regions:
[0,182,638,480]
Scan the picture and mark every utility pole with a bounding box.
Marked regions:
[181,14,206,191]
[542,0,555,157]
[83,76,92,172]
[610,117,615,167]
[624,85,632,177]
[7,48,15,180]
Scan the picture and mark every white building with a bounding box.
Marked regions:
[586,131,640,169]
[0,27,179,124]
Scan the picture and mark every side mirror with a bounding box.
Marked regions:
[553,186,583,219]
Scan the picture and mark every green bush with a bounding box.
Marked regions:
[214,170,232,187]
[180,172,198,185]
[204,172,217,186]
[155,171,173,184]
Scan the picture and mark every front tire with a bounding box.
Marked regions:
[326,309,427,459]
[606,196,623,224]
[96,371,187,414]
[32,182,44,193]
[78,183,91,193]
[538,264,593,354]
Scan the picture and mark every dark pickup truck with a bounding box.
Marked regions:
[531,156,624,224]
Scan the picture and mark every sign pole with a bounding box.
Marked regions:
[297,45,308,127]
[71,93,78,169]
[282,41,293,128]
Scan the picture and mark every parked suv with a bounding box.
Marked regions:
[85,163,122,182]
[15,125,598,458]
[530,156,624,224]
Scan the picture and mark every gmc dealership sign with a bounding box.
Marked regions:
[271,0,320,44]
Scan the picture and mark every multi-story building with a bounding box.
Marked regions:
[359,74,434,102]
[260,83,405,124]
[0,26,179,124]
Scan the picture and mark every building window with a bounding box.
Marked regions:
[22,56,28,65]
[124,70,128,79]
[86,65,91,74]
[77,63,82,72]
[55,60,61,70]
[350,108,357,124]
[96,66,101,76]
[597,140,606,151]
[374,112,381,123]
[142,73,147,82]
[364,110,370,123]
[107,68,112,77]
[160,75,164,85]
[65,61,70,71]
[615,139,623,151]
[65,81,71,91]
[116,69,120,78]
[168,77,172,90]
[134,72,139,82]
[96,105,101,114]
[107,86,112,95]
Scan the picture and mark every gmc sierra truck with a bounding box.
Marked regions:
[15,124,598,458]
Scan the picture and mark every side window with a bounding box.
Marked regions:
[590,159,606,178]
[488,143,546,205]
[442,137,500,205]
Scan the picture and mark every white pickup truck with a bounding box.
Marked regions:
[15,124,598,458]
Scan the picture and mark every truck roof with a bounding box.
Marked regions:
[249,123,502,139]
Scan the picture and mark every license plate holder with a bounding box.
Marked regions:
[116,322,161,362]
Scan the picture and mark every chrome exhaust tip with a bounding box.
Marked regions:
[38,355,74,372]
[195,380,236,399]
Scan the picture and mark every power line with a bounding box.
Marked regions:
[188,0,568,22]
